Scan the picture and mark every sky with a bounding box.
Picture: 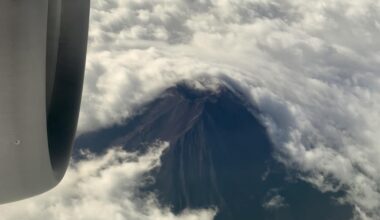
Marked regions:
[1,0,380,219]
[80,1,380,218]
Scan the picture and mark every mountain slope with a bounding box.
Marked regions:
[75,83,354,220]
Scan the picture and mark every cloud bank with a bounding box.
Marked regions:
[0,142,216,220]
[78,0,380,219]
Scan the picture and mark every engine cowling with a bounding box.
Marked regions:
[0,0,90,203]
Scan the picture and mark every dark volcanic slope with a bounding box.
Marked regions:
[75,83,354,220]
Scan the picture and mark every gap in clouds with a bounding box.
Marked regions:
[80,1,380,219]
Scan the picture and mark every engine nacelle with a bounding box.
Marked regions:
[0,0,90,203]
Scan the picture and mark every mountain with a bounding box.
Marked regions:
[75,82,354,220]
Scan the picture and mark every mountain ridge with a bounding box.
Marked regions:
[75,82,354,220]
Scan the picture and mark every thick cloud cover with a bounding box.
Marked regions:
[78,0,380,219]
[0,142,216,220]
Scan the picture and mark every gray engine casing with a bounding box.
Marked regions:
[0,0,90,203]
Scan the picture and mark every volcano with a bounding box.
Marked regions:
[75,82,354,220]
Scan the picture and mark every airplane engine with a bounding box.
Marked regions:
[0,0,90,203]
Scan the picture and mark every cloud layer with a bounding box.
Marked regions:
[0,142,216,220]
[78,0,380,219]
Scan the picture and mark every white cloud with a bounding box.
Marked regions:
[78,0,380,219]
[0,141,216,220]
[263,194,287,210]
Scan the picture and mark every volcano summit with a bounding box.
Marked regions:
[75,82,354,220]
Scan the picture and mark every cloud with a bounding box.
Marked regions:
[78,0,380,219]
[263,194,287,210]
[0,142,216,220]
